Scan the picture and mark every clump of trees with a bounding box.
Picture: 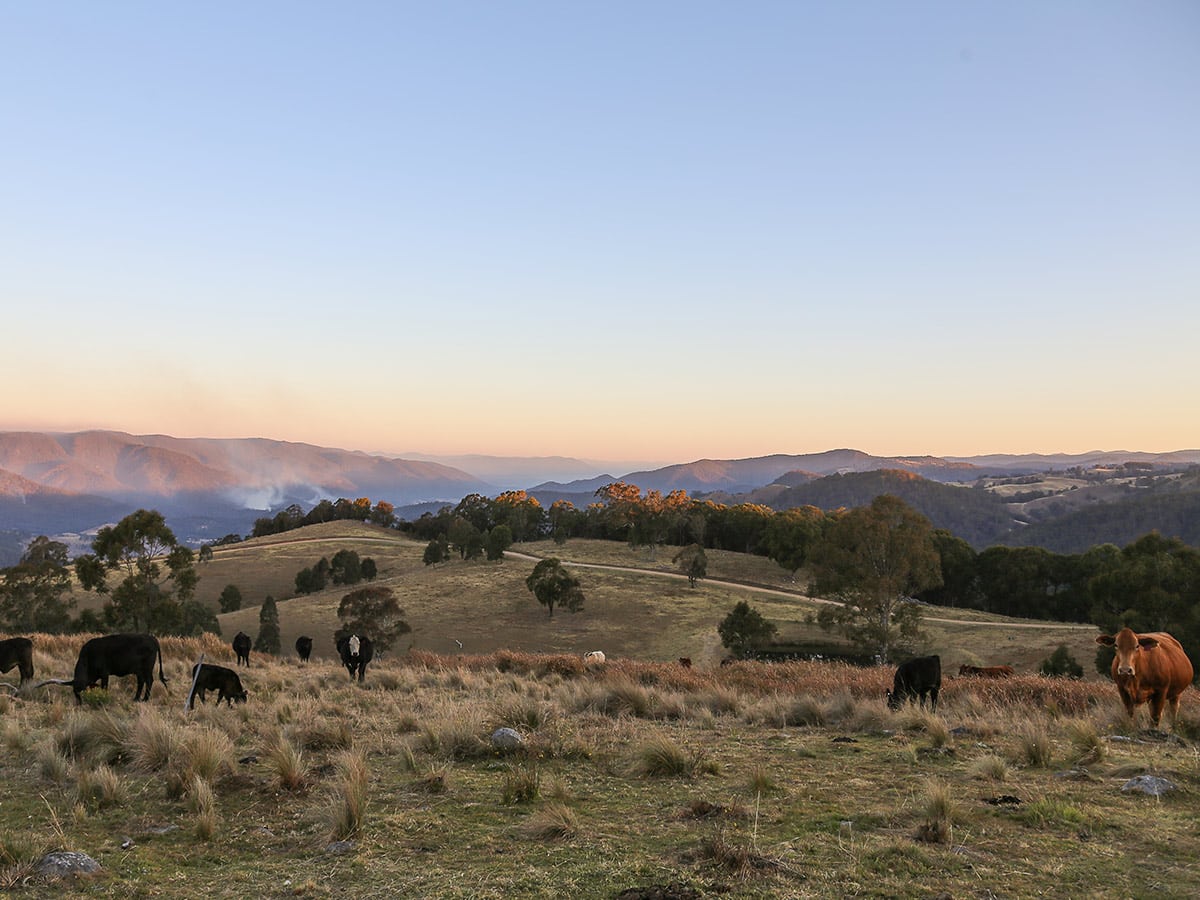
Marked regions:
[295,550,377,594]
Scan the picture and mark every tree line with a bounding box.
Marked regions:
[2,483,1196,677]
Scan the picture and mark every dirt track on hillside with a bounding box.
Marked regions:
[503,551,1096,632]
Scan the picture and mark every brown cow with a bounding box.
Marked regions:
[1096,628,1194,730]
[958,664,1014,678]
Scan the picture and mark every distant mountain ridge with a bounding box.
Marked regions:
[2,430,1198,566]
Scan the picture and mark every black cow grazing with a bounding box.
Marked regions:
[0,637,34,686]
[887,654,942,711]
[295,636,313,662]
[336,634,373,682]
[188,663,248,709]
[232,631,251,666]
[72,633,167,703]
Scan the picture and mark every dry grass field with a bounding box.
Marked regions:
[190,525,1095,672]
[1,636,1198,899]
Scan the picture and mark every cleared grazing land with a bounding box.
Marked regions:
[199,525,1092,670]
[1,637,1198,898]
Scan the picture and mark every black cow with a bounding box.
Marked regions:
[887,654,941,711]
[295,636,313,662]
[232,631,251,666]
[188,663,248,709]
[72,633,167,703]
[0,637,34,686]
[336,634,373,682]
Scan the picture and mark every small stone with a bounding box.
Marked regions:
[325,840,355,855]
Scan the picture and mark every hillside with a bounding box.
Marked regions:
[198,524,1095,674]
[759,470,1017,547]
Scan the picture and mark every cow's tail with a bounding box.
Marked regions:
[157,644,169,690]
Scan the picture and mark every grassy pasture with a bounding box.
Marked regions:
[1,637,1198,898]
[193,526,1095,672]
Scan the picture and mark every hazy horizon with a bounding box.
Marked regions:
[4,3,1197,460]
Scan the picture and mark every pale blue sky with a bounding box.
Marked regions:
[2,2,1197,463]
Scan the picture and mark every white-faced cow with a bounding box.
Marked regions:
[71,633,167,703]
[336,634,373,682]
[188,663,248,709]
[295,636,313,662]
[887,654,941,711]
[1096,628,1194,730]
[232,631,251,666]
[0,637,34,686]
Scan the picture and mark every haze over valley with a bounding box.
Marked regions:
[2,429,1198,565]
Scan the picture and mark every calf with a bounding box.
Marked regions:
[336,634,374,682]
[887,654,941,711]
[583,650,606,666]
[232,631,251,666]
[295,636,313,662]
[71,633,167,703]
[188,663,248,708]
[0,637,34,686]
[678,657,693,669]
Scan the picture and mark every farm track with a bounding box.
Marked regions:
[212,531,1094,633]
[503,550,1097,632]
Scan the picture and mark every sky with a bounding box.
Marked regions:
[2,2,1197,466]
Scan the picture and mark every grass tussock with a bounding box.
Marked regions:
[632,732,718,778]
[968,754,1009,781]
[324,750,369,841]
[693,828,781,877]
[75,764,127,811]
[264,732,308,791]
[181,726,235,784]
[187,774,220,842]
[127,709,184,773]
[520,802,578,842]
[1065,717,1106,764]
[500,762,541,804]
[915,778,956,844]
[1014,722,1055,769]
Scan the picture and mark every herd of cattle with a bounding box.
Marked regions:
[0,627,1194,729]
[0,631,375,708]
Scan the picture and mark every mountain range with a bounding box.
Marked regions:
[1,429,1198,565]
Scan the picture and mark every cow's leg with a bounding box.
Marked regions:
[929,686,939,712]
[1148,692,1166,729]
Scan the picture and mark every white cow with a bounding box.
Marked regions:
[583,650,606,666]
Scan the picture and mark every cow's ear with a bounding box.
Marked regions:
[1095,635,1115,646]
[1138,637,1160,650]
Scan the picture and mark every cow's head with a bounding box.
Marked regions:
[1096,628,1160,677]
[885,689,900,711]
[349,635,361,657]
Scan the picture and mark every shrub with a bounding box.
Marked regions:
[1040,644,1084,678]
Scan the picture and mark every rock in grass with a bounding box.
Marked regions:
[1121,775,1176,797]
[491,727,525,751]
[36,851,101,878]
